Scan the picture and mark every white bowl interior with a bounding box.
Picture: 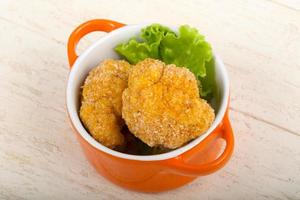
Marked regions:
[67,24,229,161]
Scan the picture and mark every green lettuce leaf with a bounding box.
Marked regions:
[160,25,212,78]
[114,24,175,64]
[141,23,175,43]
[115,39,158,64]
[199,58,217,100]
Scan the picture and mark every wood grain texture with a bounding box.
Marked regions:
[0,0,299,199]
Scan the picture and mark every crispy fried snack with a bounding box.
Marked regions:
[80,59,130,148]
[122,58,215,149]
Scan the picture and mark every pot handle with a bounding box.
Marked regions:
[163,113,234,176]
[67,19,125,67]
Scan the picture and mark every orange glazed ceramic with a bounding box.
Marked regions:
[66,19,234,192]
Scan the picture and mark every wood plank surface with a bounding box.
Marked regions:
[0,0,299,199]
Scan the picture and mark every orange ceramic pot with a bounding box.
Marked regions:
[66,19,234,192]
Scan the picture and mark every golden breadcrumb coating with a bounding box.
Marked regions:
[80,59,131,148]
[122,58,215,149]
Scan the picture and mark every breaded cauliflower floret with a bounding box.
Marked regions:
[122,58,215,149]
[80,59,131,148]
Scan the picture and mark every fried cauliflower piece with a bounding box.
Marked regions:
[122,58,215,149]
[80,59,131,148]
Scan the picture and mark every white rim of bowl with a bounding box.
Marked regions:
[66,24,229,161]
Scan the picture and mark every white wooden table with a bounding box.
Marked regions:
[0,0,299,199]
